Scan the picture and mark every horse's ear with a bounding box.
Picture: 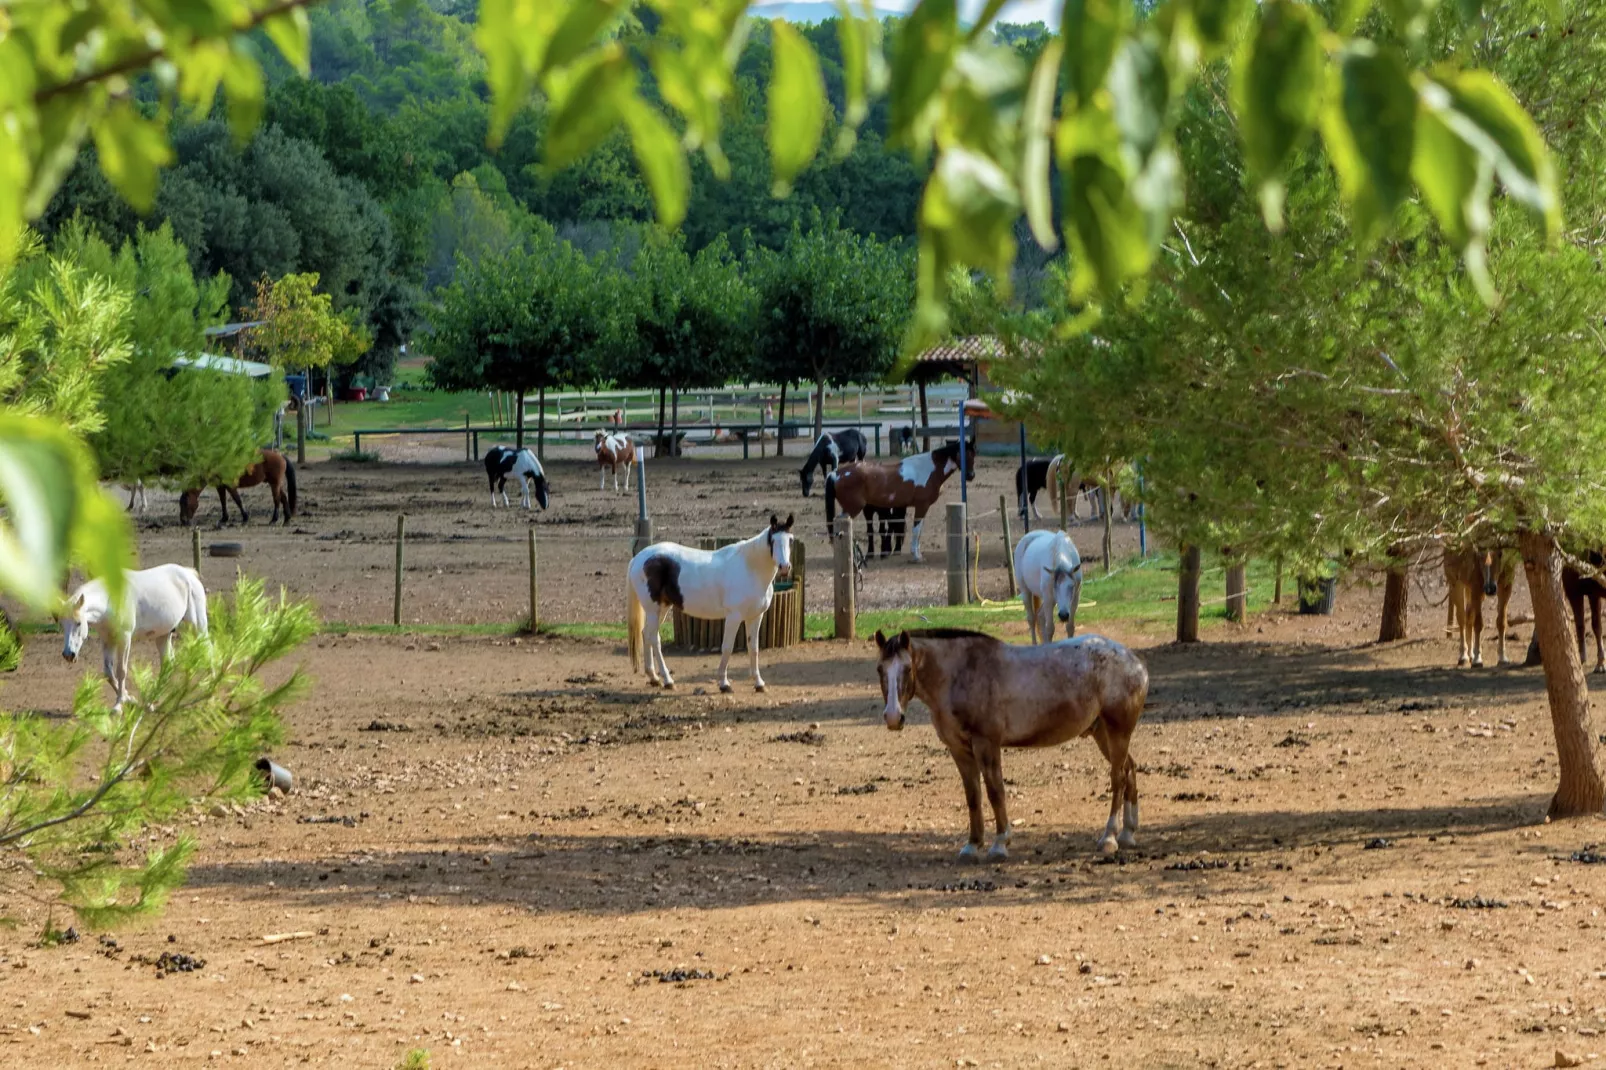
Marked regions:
[874,629,887,648]
[783,513,794,530]
[769,513,779,528]
[896,630,911,650]
[71,591,84,610]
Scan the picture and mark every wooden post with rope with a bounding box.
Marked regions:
[392,514,405,627]
[833,517,856,639]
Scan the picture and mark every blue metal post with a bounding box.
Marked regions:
[1018,423,1030,533]
[958,405,968,506]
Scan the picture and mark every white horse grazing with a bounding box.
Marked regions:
[627,514,795,692]
[1014,529,1083,644]
[60,564,210,711]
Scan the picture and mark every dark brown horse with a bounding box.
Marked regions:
[824,440,972,562]
[1562,550,1606,674]
[179,448,297,527]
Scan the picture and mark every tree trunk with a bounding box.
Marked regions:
[1101,468,1114,573]
[1177,544,1201,643]
[670,387,680,457]
[1273,556,1283,604]
[1518,530,1606,818]
[536,385,546,462]
[1224,558,1247,623]
[814,376,826,441]
[918,381,931,452]
[656,386,667,448]
[1378,545,1409,642]
[514,389,525,449]
[777,381,788,457]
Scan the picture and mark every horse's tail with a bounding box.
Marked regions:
[627,579,645,674]
[825,472,838,525]
[185,568,210,637]
[284,458,298,521]
[1044,456,1061,513]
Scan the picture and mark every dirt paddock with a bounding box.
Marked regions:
[4,453,1605,1068]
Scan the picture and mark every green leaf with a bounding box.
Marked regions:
[769,21,826,197]
[1381,0,1437,39]
[260,6,311,75]
[545,46,636,169]
[889,0,959,147]
[1108,36,1169,166]
[1427,67,1559,240]
[1232,0,1326,230]
[1334,0,1377,33]
[1022,38,1064,251]
[1061,153,1154,303]
[1192,0,1253,52]
[476,0,556,146]
[90,102,173,213]
[221,49,265,141]
[545,0,627,74]
[1332,42,1417,237]
[833,0,887,154]
[1061,0,1131,106]
[1411,104,1495,299]
[623,99,690,228]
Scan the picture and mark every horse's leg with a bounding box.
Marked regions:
[1121,752,1140,848]
[1496,574,1513,666]
[648,607,674,689]
[1039,596,1056,645]
[599,463,606,491]
[114,635,133,712]
[716,612,741,693]
[946,740,986,863]
[1088,720,1130,855]
[1469,590,1485,668]
[230,487,247,525]
[971,736,1011,862]
[1022,590,1039,644]
[216,486,230,528]
[746,612,766,692]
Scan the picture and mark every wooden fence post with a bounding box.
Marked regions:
[946,502,968,606]
[999,493,1017,598]
[833,517,856,640]
[191,528,201,575]
[1225,557,1247,622]
[536,523,549,633]
[392,514,405,627]
[1273,556,1284,604]
[1177,544,1201,643]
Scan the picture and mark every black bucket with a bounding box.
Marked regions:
[1297,577,1337,615]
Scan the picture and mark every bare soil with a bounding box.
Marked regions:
[4,454,1604,1068]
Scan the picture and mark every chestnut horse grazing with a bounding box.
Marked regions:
[1442,547,1518,667]
[179,448,296,527]
[875,628,1147,860]
[595,431,636,492]
[824,440,972,562]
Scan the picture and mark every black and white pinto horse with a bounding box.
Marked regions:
[799,429,868,497]
[1015,456,1056,519]
[483,446,550,510]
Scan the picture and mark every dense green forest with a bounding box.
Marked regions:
[40,0,1047,385]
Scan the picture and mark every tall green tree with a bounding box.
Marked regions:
[748,216,912,442]
[427,225,620,452]
[618,233,755,451]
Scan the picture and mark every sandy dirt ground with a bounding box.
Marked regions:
[3,452,1605,1069]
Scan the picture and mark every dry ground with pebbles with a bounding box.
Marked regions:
[3,453,1605,1068]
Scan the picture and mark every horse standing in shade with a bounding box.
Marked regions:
[824,440,973,562]
[798,429,868,496]
[874,628,1148,859]
[1562,551,1606,673]
[1442,546,1518,667]
[627,514,795,692]
[482,446,550,510]
[1014,457,1056,520]
[179,448,296,527]
[595,430,637,492]
[1014,529,1083,643]
[60,564,209,712]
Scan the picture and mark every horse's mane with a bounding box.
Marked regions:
[910,627,990,638]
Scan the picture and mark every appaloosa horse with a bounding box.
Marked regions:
[824,440,972,562]
[1442,546,1518,667]
[179,448,297,527]
[595,430,637,492]
[799,429,868,497]
[875,628,1148,859]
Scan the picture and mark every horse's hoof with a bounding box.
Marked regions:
[754,681,767,693]
[1097,836,1119,856]
[985,844,1008,863]
[662,681,676,691]
[957,843,981,864]
[1117,830,1138,849]
[718,682,733,694]
[1594,664,1605,675]
[1456,657,1469,668]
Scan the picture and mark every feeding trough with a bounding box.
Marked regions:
[671,539,806,653]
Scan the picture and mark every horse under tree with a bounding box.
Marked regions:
[824,441,972,562]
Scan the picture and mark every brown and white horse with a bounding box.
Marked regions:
[1442,547,1518,667]
[595,430,637,492]
[179,448,296,528]
[824,440,972,562]
[875,628,1148,859]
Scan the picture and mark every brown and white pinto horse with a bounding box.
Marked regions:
[824,440,973,562]
[1442,546,1518,667]
[595,430,637,492]
[179,448,296,528]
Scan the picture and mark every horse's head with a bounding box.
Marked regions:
[530,473,550,510]
[767,513,795,579]
[799,465,815,497]
[1481,550,1498,596]
[1051,555,1082,627]
[593,430,608,452]
[939,439,978,481]
[59,590,90,662]
[874,629,915,730]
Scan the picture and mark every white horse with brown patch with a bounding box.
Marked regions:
[1014,529,1082,644]
[595,430,637,492]
[875,628,1147,859]
[627,514,794,692]
[60,564,210,711]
